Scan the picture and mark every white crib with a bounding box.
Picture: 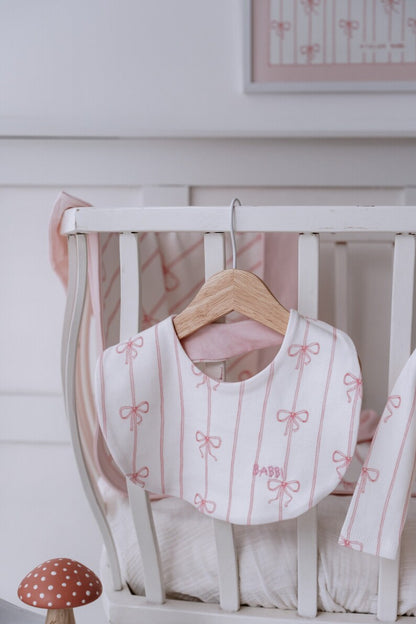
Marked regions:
[60,204,416,624]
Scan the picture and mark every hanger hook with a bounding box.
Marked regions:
[229,197,241,270]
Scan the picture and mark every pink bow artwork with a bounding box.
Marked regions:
[344,372,363,403]
[359,466,379,493]
[127,466,149,487]
[195,431,222,461]
[271,20,291,39]
[300,43,320,63]
[381,0,401,14]
[338,536,363,551]
[192,365,220,390]
[277,409,309,436]
[116,336,144,364]
[119,401,149,430]
[268,478,300,506]
[339,19,359,38]
[301,0,321,15]
[332,450,352,479]
[194,493,216,514]
[288,342,320,369]
[384,395,401,422]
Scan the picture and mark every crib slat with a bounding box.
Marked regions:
[64,235,123,591]
[334,242,348,333]
[377,234,416,623]
[203,232,241,612]
[297,233,319,618]
[119,232,165,604]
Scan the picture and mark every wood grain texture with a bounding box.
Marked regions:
[173,269,290,339]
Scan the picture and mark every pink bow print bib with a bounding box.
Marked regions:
[96,310,361,525]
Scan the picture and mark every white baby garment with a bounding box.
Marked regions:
[340,348,416,559]
[96,310,361,525]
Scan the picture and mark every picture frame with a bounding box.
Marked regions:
[244,0,416,92]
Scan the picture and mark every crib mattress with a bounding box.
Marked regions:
[102,483,416,615]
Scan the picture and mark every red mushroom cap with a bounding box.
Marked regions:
[18,558,102,610]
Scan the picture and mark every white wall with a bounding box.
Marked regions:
[1,0,416,138]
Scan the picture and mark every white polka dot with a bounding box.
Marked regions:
[82,600,85,604]
[54,563,59,567]
[42,568,46,571]
[34,574,38,578]
[89,582,93,587]
[59,558,63,561]
[96,591,99,595]
[66,575,70,580]
[72,592,77,596]
[41,577,46,581]
[57,594,61,599]
[77,564,81,568]
[48,585,53,590]
[48,603,52,607]
[33,601,37,606]
[33,585,38,590]
[24,584,28,588]
[51,571,57,576]
[85,573,89,578]
[66,562,71,566]
[86,590,91,596]
[74,570,78,574]
[63,568,67,572]
[27,593,31,598]
[40,593,45,599]
[66,602,71,607]
[19,595,22,600]
[62,582,67,587]
[76,581,82,586]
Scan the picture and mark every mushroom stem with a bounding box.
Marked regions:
[45,608,75,624]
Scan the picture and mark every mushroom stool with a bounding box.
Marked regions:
[18,558,102,624]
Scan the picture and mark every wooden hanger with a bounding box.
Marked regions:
[173,268,290,340]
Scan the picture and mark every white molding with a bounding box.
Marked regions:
[2,138,416,188]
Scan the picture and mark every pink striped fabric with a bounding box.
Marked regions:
[340,348,416,559]
[96,310,361,524]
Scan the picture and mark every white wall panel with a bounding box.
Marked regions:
[1,1,416,138]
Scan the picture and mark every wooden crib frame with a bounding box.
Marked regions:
[61,205,416,624]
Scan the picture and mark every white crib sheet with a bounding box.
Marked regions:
[102,483,416,615]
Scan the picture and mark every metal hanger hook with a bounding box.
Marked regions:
[229,197,241,269]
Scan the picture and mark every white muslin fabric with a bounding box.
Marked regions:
[96,310,361,525]
[340,348,416,559]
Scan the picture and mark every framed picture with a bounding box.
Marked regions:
[245,0,416,92]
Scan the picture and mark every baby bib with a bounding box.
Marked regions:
[96,310,361,525]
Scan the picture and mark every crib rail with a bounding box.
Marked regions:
[62,205,416,623]
[61,205,416,235]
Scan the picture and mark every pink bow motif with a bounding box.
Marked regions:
[359,466,379,493]
[192,365,220,390]
[271,19,291,39]
[384,395,401,422]
[408,18,416,34]
[339,19,359,38]
[268,478,300,506]
[195,431,222,461]
[277,409,309,436]
[116,336,144,364]
[339,536,363,551]
[194,493,216,514]
[332,450,352,479]
[119,401,149,430]
[381,0,401,14]
[162,264,180,292]
[127,466,149,487]
[300,43,320,63]
[344,372,363,403]
[301,0,321,15]
[288,341,320,369]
